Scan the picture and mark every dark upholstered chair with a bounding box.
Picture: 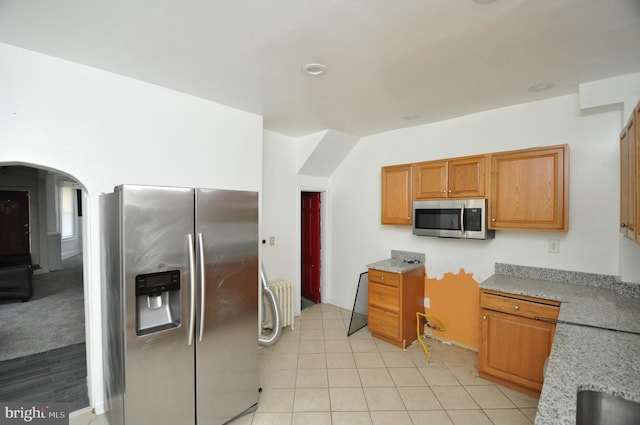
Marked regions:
[0,254,33,302]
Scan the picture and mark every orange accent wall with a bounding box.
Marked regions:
[424,269,480,349]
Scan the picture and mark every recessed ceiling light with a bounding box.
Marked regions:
[528,83,556,93]
[302,63,327,77]
[402,114,421,121]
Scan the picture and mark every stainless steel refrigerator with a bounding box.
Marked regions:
[100,185,259,425]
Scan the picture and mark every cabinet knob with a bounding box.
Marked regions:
[514,305,520,311]
[407,217,411,220]
[448,189,452,193]
[621,223,628,228]
[380,321,385,326]
[491,218,496,222]
[482,315,487,320]
[380,295,384,300]
[380,276,384,281]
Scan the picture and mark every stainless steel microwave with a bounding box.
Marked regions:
[413,199,494,239]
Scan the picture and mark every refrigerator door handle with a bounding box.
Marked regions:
[187,233,196,346]
[197,233,206,342]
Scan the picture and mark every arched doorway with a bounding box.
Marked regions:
[0,164,89,411]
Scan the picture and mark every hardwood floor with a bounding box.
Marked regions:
[0,343,88,412]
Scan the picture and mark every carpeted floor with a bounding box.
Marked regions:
[0,255,85,362]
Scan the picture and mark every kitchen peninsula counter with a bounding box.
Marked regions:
[481,264,640,425]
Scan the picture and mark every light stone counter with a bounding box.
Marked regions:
[480,264,640,425]
[367,249,425,274]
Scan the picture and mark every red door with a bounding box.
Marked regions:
[301,192,321,304]
[0,191,30,255]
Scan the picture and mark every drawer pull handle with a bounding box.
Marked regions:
[514,305,520,311]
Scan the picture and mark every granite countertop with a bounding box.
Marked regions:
[367,258,425,273]
[367,249,426,273]
[481,268,640,425]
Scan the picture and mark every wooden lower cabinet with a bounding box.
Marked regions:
[368,267,425,348]
[479,290,560,398]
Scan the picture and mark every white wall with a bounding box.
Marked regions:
[262,130,331,314]
[263,93,633,314]
[578,72,640,284]
[262,130,299,282]
[0,43,263,413]
[328,94,624,310]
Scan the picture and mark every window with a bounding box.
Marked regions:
[60,186,76,239]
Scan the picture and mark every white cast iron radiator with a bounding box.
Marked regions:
[262,279,295,331]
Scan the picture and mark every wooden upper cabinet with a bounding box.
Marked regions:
[413,155,486,199]
[449,156,487,198]
[635,104,640,242]
[620,118,636,240]
[489,145,569,231]
[381,164,412,225]
[620,101,640,242]
[413,160,447,199]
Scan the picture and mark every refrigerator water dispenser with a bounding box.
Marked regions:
[135,270,181,336]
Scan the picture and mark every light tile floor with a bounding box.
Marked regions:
[73,303,539,425]
[231,303,539,425]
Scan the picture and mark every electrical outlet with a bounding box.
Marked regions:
[424,297,430,308]
[548,239,560,254]
[269,236,275,246]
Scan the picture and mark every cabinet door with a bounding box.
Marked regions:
[449,156,486,198]
[479,309,555,394]
[368,306,400,340]
[381,164,412,225]
[489,145,569,231]
[620,120,636,239]
[368,282,400,312]
[413,156,485,199]
[635,104,640,242]
[413,160,448,199]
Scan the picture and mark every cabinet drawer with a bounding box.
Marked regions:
[368,269,400,287]
[368,282,400,312]
[368,306,400,340]
[481,291,559,321]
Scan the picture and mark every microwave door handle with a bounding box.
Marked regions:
[460,204,465,234]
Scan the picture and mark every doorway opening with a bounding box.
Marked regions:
[301,191,321,310]
[0,164,88,411]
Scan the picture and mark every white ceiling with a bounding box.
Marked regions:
[1,0,639,137]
